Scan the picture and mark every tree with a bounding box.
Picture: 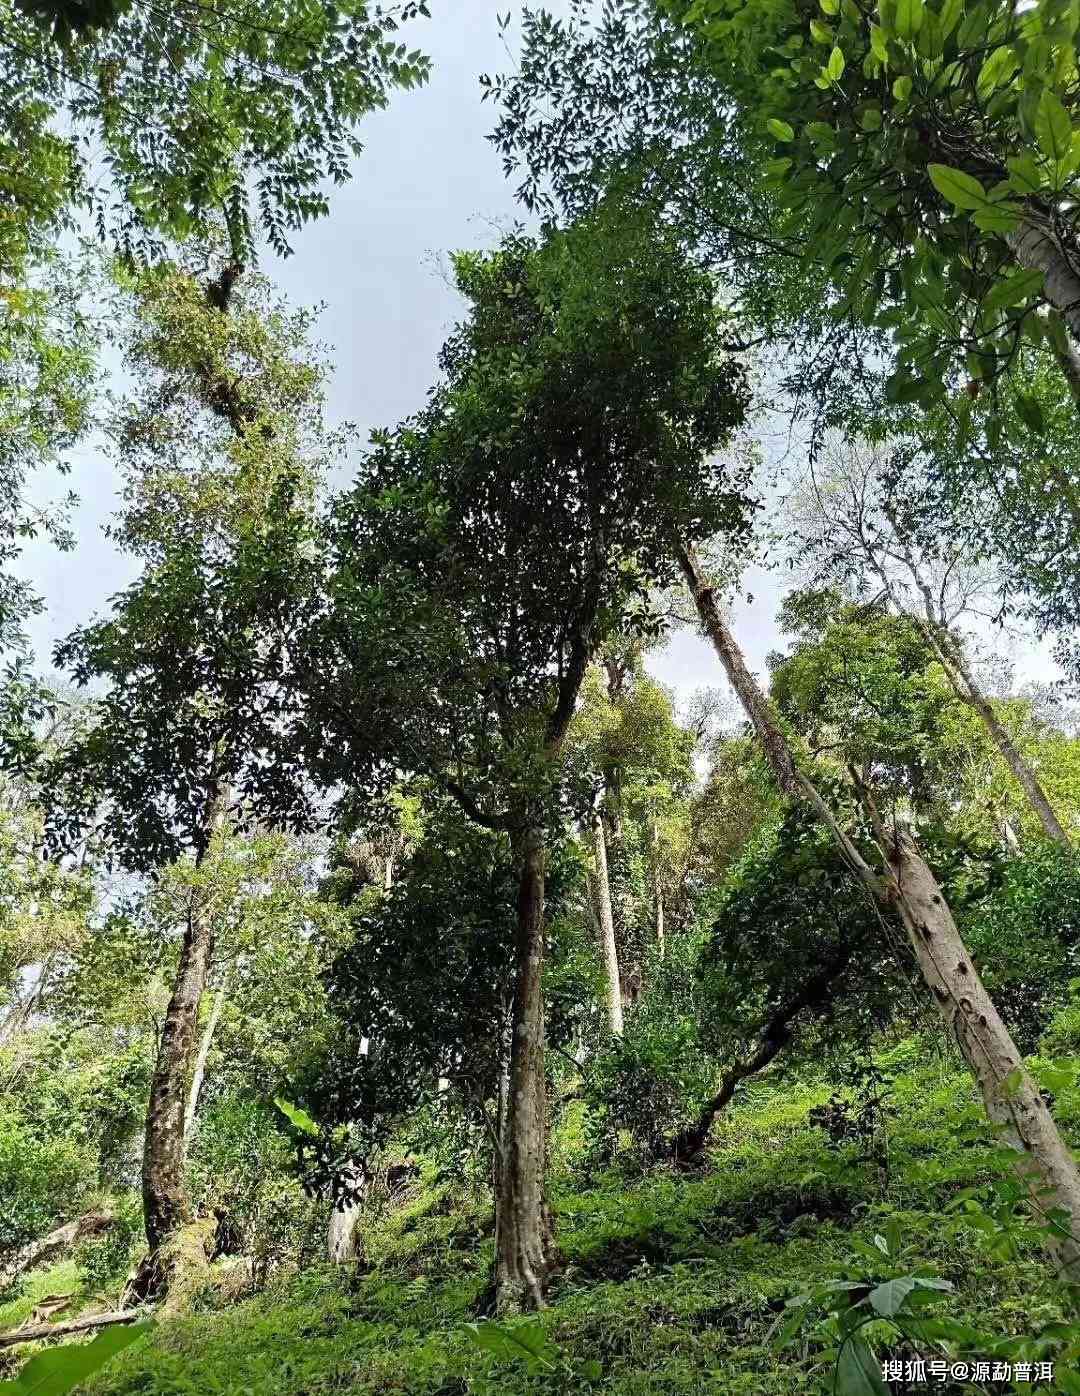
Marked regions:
[1,0,429,261]
[677,542,1080,1279]
[285,205,751,1309]
[46,258,332,1285]
[781,437,1073,844]
[656,0,1080,412]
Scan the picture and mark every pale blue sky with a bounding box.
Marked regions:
[18,0,1052,714]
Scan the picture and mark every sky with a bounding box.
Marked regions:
[14,0,1059,713]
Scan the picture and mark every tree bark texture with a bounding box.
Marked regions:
[676,537,1080,1273]
[1009,217,1080,342]
[0,1310,147,1349]
[495,827,554,1313]
[592,810,624,1037]
[142,793,227,1255]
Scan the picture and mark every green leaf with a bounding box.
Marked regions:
[464,1320,558,1371]
[1036,91,1074,165]
[894,0,924,39]
[976,46,1019,100]
[972,204,1020,233]
[820,0,840,12]
[1000,1066,1025,1099]
[0,1325,153,1396]
[938,0,962,39]
[892,74,912,102]
[827,45,845,79]
[861,105,883,131]
[767,117,795,141]
[1015,391,1047,434]
[868,1276,923,1316]
[835,1332,889,1396]
[810,18,833,42]
[984,267,1044,314]
[927,163,988,209]
[806,121,837,146]
[273,1097,320,1136]
[1006,153,1046,194]
[870,23,889,61]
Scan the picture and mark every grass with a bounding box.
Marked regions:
[44,1048,1076,1395]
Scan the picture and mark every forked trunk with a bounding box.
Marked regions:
[495,827,553,1312]
[592,810,624,1036]
[676,538,1080,1273]
[884,539,1071,848]
[143,901,215,1253]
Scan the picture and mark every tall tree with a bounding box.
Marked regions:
[286,206,751,1308]
[677,542,1080,1279]
[783,438,1072,845]
[47,259,332,1285]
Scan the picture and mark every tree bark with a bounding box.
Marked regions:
[673,951,852,1162]
[326,1171,365,1264]
[0,1212,115,1288]
[142,792,227,1256]
[676,537,1080,1274]
[183,968,230,1144]
[592,810,624,1037]
[885,826,1080,1272]
[1009,217,1080,342]
[0,1310,147,1349]
[494,826,553,1313]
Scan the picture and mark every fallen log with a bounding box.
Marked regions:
[0,1309,147,1349]
[0,1212,115,1288]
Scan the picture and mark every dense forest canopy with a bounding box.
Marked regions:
[6,1,1080,1393]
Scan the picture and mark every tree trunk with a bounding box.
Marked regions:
[652,818,665,959]
[883,535,1071,847]
[142,793,227,1256]
[592,810,624,1037]
[183,968,230,1143]
[327,1171,365,1264]
[676,538,1080,1273]
[495,826,553,1313]
[673,951,852,1162]
[327,1034,370,1264]
[885,827,1080,1272]
[1009,217,1080,342]
[931,628,1069,846]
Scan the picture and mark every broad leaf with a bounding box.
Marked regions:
[928,164,988,210]
[0,1324,152,1396]
[894,0,924,39]
[1036,91,1073,165]
[273,1097,319,1136]
[983,267,1043,314]
[835,1332,889,1396]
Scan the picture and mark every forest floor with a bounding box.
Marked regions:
[7,1041,1080,1395]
